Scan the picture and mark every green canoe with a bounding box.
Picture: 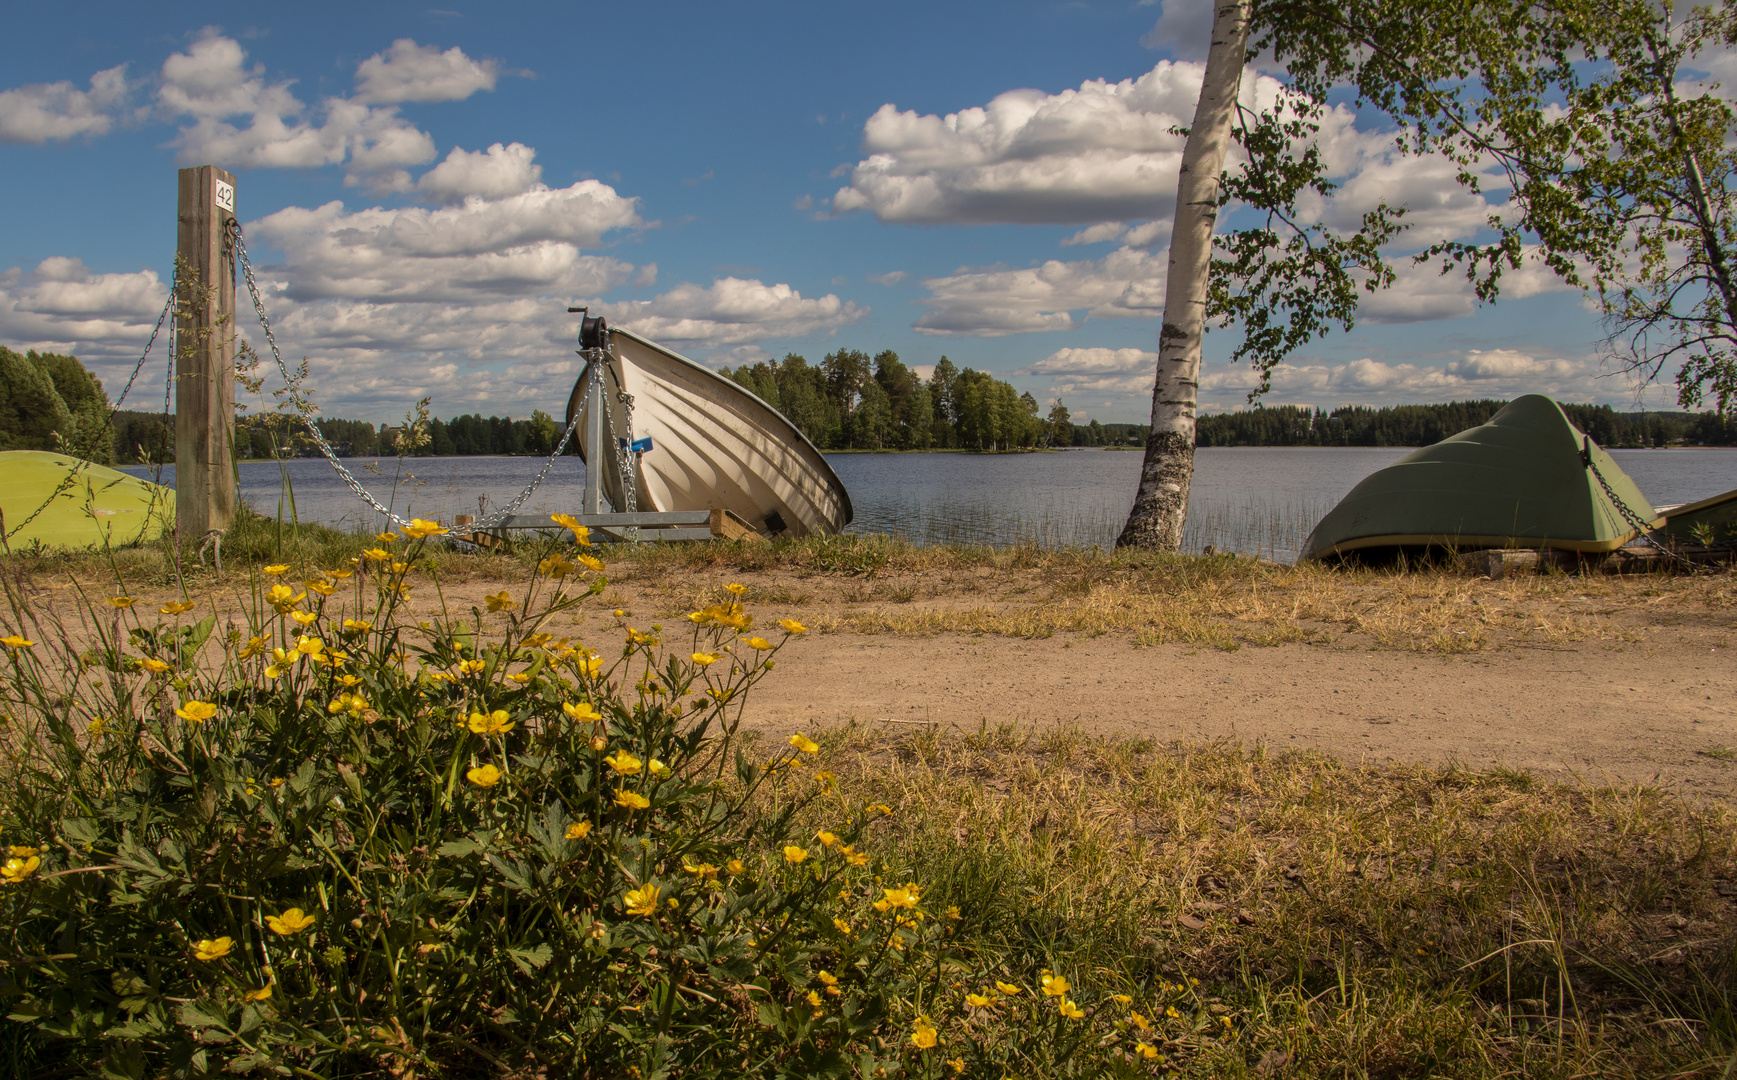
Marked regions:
[0,450,175,551]
[1301,395,1659,561]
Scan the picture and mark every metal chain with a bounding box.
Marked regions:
[598,362,638,538]
[1582,437,1699,570]
[228,220,583,535]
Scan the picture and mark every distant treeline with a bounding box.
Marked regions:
[719,348,1154,451]
[1195,400,1737,448]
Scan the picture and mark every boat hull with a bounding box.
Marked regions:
[566,327,852,538]
[1301,395,1660,561]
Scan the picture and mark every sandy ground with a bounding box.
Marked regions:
[736,632,1737,801]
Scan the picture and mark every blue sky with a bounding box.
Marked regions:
[0,0,1680,425]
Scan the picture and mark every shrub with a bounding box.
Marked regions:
[0,521,1161,1078]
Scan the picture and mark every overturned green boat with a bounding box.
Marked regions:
[0,450,175,551]
[1301,395,1660,561]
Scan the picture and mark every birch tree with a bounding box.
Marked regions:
[1117,0,1682,550]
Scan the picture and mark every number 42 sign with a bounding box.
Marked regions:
[214,179,235,214]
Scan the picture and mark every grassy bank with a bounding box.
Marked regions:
[808,724,1737,1077]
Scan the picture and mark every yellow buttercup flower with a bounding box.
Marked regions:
[778,618,807,634]
[1,855,41,883]
[603,750,643,775]
[175,700,218,724]
[265,908,316,935]
[262,564,289,576]
[726,859,746,875]
[538,554,576,578]
[549,513,592,545]
[911,1015,938,1049]
[806,989,823,1008]
[1,634,35,650]
[840,844,869,866]
[562,700,602,724]
[623,882,660,916]
[565,822,592,840]
[400,518,449,539]
[815,829,839,847]
[341,618,370,634]
[160,601,197,615]
[108,596,136,608]
[647,759,671,778]
[726,583,748,595]
[1040,973,1071,997]
[577,554,605,572]
[290,611,318,627]
[243,984,274,1002]
[788,733,819,754]
[192,937,234,961]
[1135,1041,1160,1060]
[746,636,773,651]
[817,970,841,994]
[833,917,852,935]
[613,788,651,810]
[783,845,808,864]
[1058,998,1085,1019]
[866,803,892,816]
[137,657,171,674]
[238,634,267,659]
[374,532,397,543]
[328,693,368,717]
[362,548,392,563]
[389,561,411,574]
[467,710,514,736]
[690,651,720,666]
[327,567,355,580]
[466,764,503,788]
[305,579,335,597]
[1129,1010,1150,1030]
[874,884,920,911]
[484,591,514,612]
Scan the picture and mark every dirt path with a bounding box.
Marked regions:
[16,557,1736,800]
[734,633,1737,800]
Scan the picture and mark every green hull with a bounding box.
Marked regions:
[0,451,175,551]
[1656,486,1737,543]
[1302,395,1658,561]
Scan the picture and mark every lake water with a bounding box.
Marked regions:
[122,445,1736,563]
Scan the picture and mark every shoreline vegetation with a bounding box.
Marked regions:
[5,346,1734,469]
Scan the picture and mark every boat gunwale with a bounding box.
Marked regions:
[599,326,855,527]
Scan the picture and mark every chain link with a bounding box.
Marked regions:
[1582,436,1699,570]
[596,359,639,538]
[228,220,584,536]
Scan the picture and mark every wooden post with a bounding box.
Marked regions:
[175,165,238,540]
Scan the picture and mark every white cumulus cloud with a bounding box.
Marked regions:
[587,278,867,347]
[414,142,542,203]
[0,259,174,402]
[0,65,129,143]
[833,63,1226,225]
[1029,346,1157,395]
[352,39,500,105]
[914,247,1167,337]
[1195,350,1639,410]
[154,33,511,190]
[248,181,645,302]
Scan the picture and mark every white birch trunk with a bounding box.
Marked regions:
[1117,0,1252,550]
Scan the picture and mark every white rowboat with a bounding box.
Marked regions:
[564,325,853,538]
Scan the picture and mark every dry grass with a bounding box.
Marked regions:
[12,524,1736,654]
[803,725,1737,1077]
